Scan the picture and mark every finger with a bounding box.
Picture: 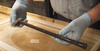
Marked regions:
[23,19,28,22]
[9,15,15,27]
[11,11,17,23]
[59,25,71,35]
[63,31,74,39]
[52,33,71,45]
[73,32,82,41]
[9,10,17,27]
[18,19,28,27]
[53,37,71,45]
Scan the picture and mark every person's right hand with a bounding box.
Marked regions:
[10,0,29,27]
[52,13,91,45]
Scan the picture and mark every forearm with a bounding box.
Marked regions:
[25,0,33,5]
[87,3,100,24]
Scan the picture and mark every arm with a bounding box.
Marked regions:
[87,3,100,24]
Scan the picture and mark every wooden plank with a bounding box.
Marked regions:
[0,5,11,14]
[0,5,100,51]
[27,12,54,23]
[54,19,69,26]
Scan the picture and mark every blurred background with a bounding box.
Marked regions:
[0,0,46,16]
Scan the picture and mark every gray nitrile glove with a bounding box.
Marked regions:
[53,13,91,45]
[10,0,29,27]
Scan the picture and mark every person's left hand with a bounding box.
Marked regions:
[10,0,29,27]
[53,13,91,45]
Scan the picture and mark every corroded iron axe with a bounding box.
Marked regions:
[12,18,87,49]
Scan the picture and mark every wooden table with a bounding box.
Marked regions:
[0,5,100,51]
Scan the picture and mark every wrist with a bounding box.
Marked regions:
[16,0,29,7]
[81,13,91,26]
[25,0,33,5]
[83,13,91,24]
[73,13,91,28]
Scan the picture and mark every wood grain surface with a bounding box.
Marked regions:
[0,5,100,51]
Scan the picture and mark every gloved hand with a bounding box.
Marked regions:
[10,0,29,27]
[53,13,91,45]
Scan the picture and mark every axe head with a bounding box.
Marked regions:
[12,18,23,26]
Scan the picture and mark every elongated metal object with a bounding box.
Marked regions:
[12,18,87,49]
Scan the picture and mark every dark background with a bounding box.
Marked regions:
[0,0,46,16]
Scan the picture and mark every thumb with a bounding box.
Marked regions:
[19,19,28,27]
[59,25,71,35]
[23,19,28,22]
